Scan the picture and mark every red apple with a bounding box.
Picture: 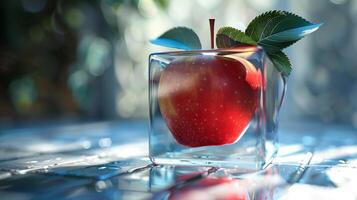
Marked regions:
[158,55,261,147]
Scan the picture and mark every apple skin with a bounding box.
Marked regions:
[168,177,249,200]
[158,55,260,147]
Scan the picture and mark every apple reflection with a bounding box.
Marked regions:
[168,177,249,200]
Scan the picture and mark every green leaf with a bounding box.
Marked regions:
[150,27,202,50]
[245,10,322,52]
[216,27,257,48]
[267,51,292,77]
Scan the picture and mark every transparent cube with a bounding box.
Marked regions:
[149,46,285,171]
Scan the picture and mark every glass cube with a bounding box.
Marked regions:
[149,46,286,171]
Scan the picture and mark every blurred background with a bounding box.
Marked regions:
[0,0,356,127]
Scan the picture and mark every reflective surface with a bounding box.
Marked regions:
[1,121,357,199]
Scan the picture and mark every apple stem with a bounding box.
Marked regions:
[209,18,215,49]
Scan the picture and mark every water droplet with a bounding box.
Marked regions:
[81,140,91,149]
[338,160,347,164]
[99,138,112,148]
[95,180,109,191]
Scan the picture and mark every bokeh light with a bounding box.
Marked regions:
[0,0,356,127]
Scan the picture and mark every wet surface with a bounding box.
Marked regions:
[0,121,357,199]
